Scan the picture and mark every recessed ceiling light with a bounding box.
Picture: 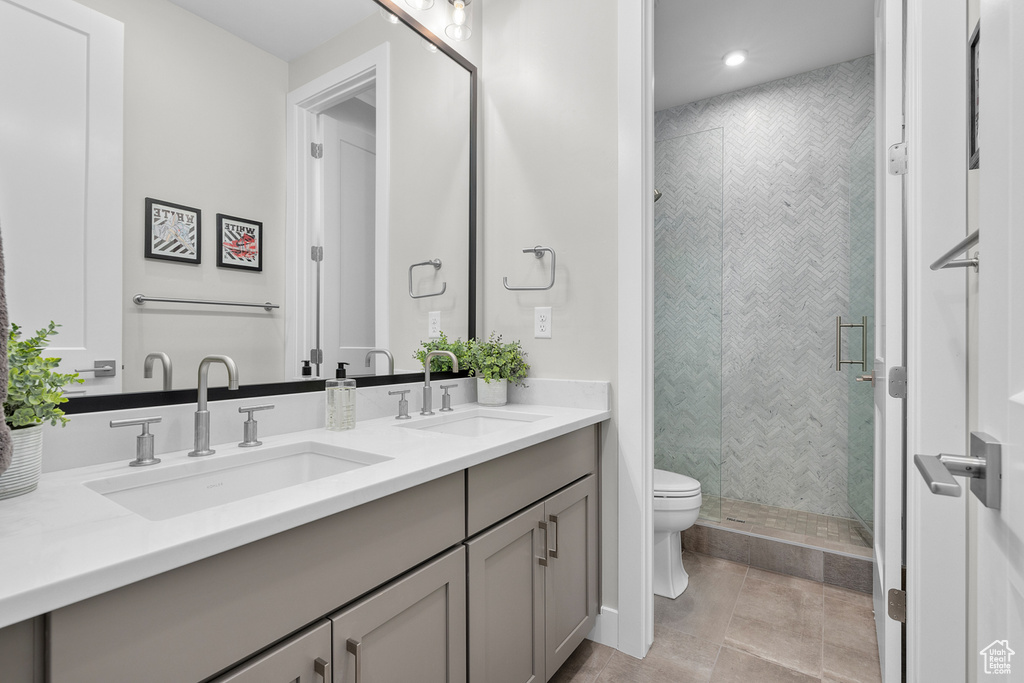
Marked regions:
[723,50,748,67]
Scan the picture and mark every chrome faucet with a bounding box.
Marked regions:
[421,351,458,416]
[188,355,239,457]
[144,352,173,391]
[365,348,395,375]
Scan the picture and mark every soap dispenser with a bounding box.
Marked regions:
[326,363,356,431]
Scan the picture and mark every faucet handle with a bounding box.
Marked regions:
[388,389,411,420]
[238,404,274,447]
[439,384,457,412]
[238,403,275,418]
[110,416,162,467]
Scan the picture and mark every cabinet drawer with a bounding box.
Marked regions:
[467,427,597,536]
[49,472,465,683]
[211,620,331,683]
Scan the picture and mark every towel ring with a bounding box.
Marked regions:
[503,246,556,291]
[409,259,447,299]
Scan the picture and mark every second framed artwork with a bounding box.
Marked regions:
[216,214,263,272]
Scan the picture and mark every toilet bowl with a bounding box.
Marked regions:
[653,469,702,599]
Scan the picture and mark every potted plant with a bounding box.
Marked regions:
[414,332,471,373]
[0,322,81,500]
[465,332,529,407]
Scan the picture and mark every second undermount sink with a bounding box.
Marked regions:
[85,442,391,521]
[399,408,551,437]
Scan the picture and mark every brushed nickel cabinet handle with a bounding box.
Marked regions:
[314,657,330,683]
[347,638,361,682]
[538,521,549,567]
[548,514,559,559]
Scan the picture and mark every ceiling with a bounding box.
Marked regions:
[164,0,378,62]
[654,0,875,111]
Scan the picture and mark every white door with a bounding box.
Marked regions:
[972,0,1024,677]
[0,0,123,395]
[321,110,380,375]
[873,1,905,679]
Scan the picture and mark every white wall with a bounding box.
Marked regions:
[290,13,472,373]
[78,0,289,391]
[481,0,620,610]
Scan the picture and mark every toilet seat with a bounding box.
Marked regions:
[653,469,701,498]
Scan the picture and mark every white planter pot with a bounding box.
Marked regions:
[476,378,508,407]
[0,423,43,500]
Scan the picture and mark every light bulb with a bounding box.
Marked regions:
[723,50,748,67]
[379,8,400,23]
[452,1,467,25]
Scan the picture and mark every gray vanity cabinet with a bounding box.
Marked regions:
[467,474,598,683]
[210,620,331,683]
[466,502,547,683]
[330,546,467,683]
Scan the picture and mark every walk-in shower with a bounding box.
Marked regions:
[653,56,875,557]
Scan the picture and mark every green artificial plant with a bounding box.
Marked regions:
[5,322,82,429]
[414,332,471,373]
[465,332,529,386]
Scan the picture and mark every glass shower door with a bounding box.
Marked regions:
[846,122,875,535]
[653,128,724,521]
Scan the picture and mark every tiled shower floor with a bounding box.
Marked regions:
[700,496,872,558]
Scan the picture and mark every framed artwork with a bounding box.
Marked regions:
[145,198,201,264]
[969,22,980,170]
[216,214,263,272]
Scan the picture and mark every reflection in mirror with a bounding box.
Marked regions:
[2,0,474,399]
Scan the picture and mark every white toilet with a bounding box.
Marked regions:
[653,468,702,599]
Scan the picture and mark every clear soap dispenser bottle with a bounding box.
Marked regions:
[326,362,356,431]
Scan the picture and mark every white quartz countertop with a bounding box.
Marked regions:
[0,402,609,629]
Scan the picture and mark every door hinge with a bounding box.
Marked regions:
[310,245,323,262]
[888,142,908,175]
[888,588,907,623]
[311,142,323,159]
[888,366,907,399]
[309,348,323,364]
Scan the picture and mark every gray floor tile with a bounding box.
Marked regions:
[594,632,719,683]
[823,597,877,656]
[655,552,748,645]
[732,573,825,637]
[710,647,822,682]
[549,640,615,683]
[723,615,823,677]
[822,643,882,683]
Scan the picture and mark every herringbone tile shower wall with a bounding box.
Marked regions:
[654,56,874,517]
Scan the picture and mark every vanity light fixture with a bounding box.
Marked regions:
[723,50,748,67]
[379,7,401,23]
[405,0,435,10]
[445,0,473,41]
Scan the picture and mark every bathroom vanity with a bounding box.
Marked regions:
[0,400,606,683]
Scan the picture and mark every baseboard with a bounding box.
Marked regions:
[586,606,619,649]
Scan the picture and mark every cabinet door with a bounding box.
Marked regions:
[211,620,331,683]
[467,502,546,683]
[331,546,466,683]
[544,475,598,677]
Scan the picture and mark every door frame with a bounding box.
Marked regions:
[904,0,971,680]
[285,44,391,380]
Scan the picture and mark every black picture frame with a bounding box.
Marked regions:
[216,214,263,272]
[145,198,201,264]
[969,22,980,170]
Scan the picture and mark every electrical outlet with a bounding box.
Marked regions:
[534,307,552,338]
[428,311,441,339]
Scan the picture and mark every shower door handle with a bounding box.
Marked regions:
[835,316,868,371]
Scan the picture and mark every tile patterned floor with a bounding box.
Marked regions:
[551,552,882,683]
[700,496,873,558]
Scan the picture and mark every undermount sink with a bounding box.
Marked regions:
[85,442,391,521]
[399,408,550,437]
